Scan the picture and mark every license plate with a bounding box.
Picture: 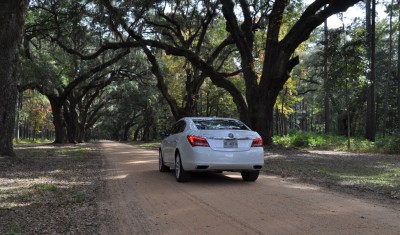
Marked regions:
[224,139,238,148]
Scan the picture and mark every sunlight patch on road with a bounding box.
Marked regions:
[104,174,129,180]
[125,160,157,164]
[283,184,320,191]
[307,150,354,156]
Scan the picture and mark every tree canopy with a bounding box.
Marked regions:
[1,0,400,155]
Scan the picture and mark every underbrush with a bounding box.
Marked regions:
[13,138,53,144]
[273,131,400,154]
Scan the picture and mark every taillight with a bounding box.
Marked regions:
[187,135,209,147]
[251,137,263,147]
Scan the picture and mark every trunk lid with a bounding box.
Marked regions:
[195,130,259,152]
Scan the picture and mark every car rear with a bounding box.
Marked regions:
[180,118,264,171]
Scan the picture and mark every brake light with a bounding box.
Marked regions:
[187,135,209,147]
[251,137,263,147]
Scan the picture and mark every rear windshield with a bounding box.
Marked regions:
[193,119,249,130]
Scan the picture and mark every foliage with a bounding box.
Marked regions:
[17,90,54,139]
[92,77,159,141]
[13,138,52,144]
[374,135,400,154]
[273,131,400,154]
[11,0,400,145]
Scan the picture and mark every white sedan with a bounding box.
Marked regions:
[159,117,265,182]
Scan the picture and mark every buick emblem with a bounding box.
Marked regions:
[228,133,234,138]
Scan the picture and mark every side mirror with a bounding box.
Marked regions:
[160,131,170,139]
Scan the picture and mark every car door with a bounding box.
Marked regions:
[162,122,179,164]
[164,120,186,164]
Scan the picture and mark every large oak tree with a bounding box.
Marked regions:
[106,0,363,144]
[0,0,29,156]
[211,0,365,143]
[56,0,364,144]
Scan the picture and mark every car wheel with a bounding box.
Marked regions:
[175,152,191,182]
[159,150,170,172]
[241,171,259,182]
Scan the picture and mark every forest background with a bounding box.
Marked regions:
[1,0,400,156]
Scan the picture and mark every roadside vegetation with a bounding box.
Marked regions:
[266,132,400,201]
[13,138,52,145]
[273,131,400,154]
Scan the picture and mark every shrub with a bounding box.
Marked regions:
[273,131,400,154]
[375,135,400,154]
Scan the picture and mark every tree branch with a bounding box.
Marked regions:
[281,0,363,53]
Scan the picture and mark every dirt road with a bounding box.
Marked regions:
[98,141,400,235]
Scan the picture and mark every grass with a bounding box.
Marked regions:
[13,138,53,144]
[265,145,400,198]
[5,225,23,235]
[273,131,400,154]
[137,142,160,149]
[34,183,58,193]
[54,147,95,158]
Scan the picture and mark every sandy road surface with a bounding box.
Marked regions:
[98,141,400,235]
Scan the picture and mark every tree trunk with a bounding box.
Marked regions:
[249,88,281,145]
[122,125,130,141]
[15,92,23,142]
[383,0,394,136]
[323,19,330,133]
[48,97,66,144]
[366,0,376,141]
[398,0,400,131]
[63,99,79,144]
[133,126,143,141]
[184,68,205,117]
[0,0,28,156]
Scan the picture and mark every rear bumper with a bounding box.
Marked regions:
[180,146,265,171]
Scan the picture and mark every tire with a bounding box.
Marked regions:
[241,171,259,182]
[175,152,191,182]
[159,149,170,172]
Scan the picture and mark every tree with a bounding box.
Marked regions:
[18,90,53,141]
[323,19,330,133]
[398,0,400,130]
[383,0,394,136]
[137,2,238,120]
[99,0,363,144]
[293,16,369,137]
[366,0,377,141]
[218,0,365,143]
[0,0,29,156]
[19,0,132,143]
[92,79,158,141]
[19,47,129,143]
